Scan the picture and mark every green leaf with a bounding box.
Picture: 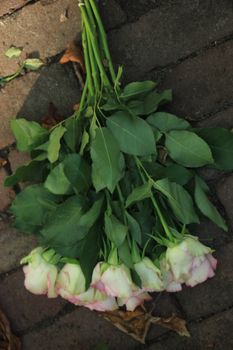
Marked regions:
[23,58,44,71]
[79,224,101,287]
[194,176,227,231]
[64,117,82,152]
[143,162,166,180]
[41,196,87,256]
[91,127,124,193]
[107,111,155,156]
[118,239,134,268]
[165,130,214,167]
[78,196,104,230]
[4,159,47,187]
[5,46,22,58]
[143,90,172,115]
[195,128,233,170]
[11,119,48,152]
[164,164,193,186]
[104,213,128,247]
[127,100,144,115]
[80,130,89,155]
[63,154,91,193]
[153,178,199,224]
[47,125,66,163]
[121,81,156,100]
[126,181,152,207]
[126,212,142,244]
[10,185,59,233]
[44,162,73,195]
[147,112,190,132]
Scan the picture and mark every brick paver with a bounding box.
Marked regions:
[0,269,65,333]
[0,167,14,211]
[147,308,233,350]
[0,0,81,76]
[22,307,138,350]
[155,41,233,120]
[109,0,233,81]
[0,63,81,149]
[176,242,233,321]
[0,221,36,273]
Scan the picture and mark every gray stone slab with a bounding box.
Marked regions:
[0,168,14,212]
[0,269,65,333]
[217,175,233,230]
[198,105,233,129]
[155,41,233,120]
[0,63,81,148]
[175,242,233,320]
[22,307,138,350]
[0,222,36,273]
[109,0,233,81]
[99,0,126,30]
[147,308,233,350]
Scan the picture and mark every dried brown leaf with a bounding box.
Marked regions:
[101,308,190,344]
[41,103,64,130]
[0,308,21,350]
[60,42,85,73]
[0,158,7,168]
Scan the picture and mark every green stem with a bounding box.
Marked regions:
[86,27,100,93]
[81,3,111,88]
[134,156,173,241]
[88,0,116,83]
[116,184,127,225]
[75,80,88,119]
[82,24,94,97]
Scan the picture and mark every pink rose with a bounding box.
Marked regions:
[21,247,58,298]
[91,262,137,298]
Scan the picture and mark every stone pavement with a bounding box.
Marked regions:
[0,1,233,349]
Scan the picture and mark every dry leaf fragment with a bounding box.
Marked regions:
[41,103,64,130]
[0,158,7,168]
[60,41,85,73]
[0,308,21,350]
[101,309,190,344]
[151,314,190,337]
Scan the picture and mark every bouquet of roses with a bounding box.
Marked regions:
[5,0,233,314]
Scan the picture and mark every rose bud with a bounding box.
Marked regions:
[91,262,137,299]
[56,262,86,300]
[21,247,58,298]
[134,257,164,292]
[165,235,217,286]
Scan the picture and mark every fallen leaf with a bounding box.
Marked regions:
[151,314,190,337]
[41,103,64,130]
[0,158,7,168]
[0,308,21,350]
[5,46,22,59]
[101,308,190,344]
[23,58,44,71]
[60,41,85,73]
